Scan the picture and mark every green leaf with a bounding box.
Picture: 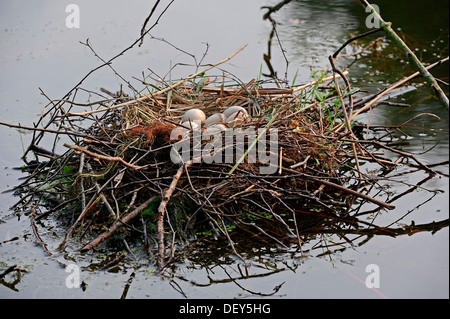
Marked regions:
[195,73,208,93]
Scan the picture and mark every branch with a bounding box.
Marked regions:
[139,0,161,47]
[157,160,193,269]
[261,0,294,20]
[66,44,248,117]
[81,195,158,252]
[360,0,449,108]
[64,144,144,170]
[350,56,449,121]
[270,165,395,210]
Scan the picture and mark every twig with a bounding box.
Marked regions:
[157,160,194,269]
[30,208,67,267]
[0,121,91,139]
[349,139,438,175]
[270,165,395,210]
[98,251,128,271]
[66,45,248,117]
[261,0,294,20]
[350,56,449,121]
[139,0,161,47]
[64,144,144,170]
[333,28,383,58]
[81,195,158,252]
[329,55,363,179]
[272,71,350,101]
[0,265,18,279]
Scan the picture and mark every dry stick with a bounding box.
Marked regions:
[329,56,363,179]
[360,0,448,108]
[270,165,395,210]
[60,194,101,249]
[272,71,349,101]
[85,162,117,219]
[139,0,161,47]
[348,139,438,175]
[80,195,158,252]
[156,160,194,269]
[262,0,294,20]
[59,165,122,249]
[310,176,394,210]
[30,208,67,267]
[350,56,449,122]
[333,28,384,58]
[0,265,18,280]
[66,45,248,117]
[331,56,449,134]
[64,144,144,170]
[0,121,91,139]
[78,153,86,213]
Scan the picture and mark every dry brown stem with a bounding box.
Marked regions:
[64,144,145,170]
[157,160,193,268]
[81,195,158,252]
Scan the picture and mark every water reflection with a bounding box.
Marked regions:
[157,171,447,298]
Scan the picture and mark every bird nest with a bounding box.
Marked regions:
[13,69,423,270]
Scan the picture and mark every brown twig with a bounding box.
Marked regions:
[30,208,67,267]
[156,160,194,269]
[81,195,158,252]
[270,165,395,210]
[350,56,449,121]
[64,144,144,170]
[139,0,161,47]
[66,44,248,117]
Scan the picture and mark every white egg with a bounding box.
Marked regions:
[205,113,225,127]
[225,111,247,126]
[170,127,189,141]
[222,106,248,118]
[180,121,200,130]
[171,121,200,141]
[182,109,206,124]
[204,124,227,136]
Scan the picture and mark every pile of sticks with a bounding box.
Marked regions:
[4,42,445,271]
[0,0,446,274]
[6,73,406,268]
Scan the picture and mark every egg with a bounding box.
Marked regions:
[170,121,200,141]
[204,124,227,137]
[205,113,225,127]
[170,127,189,141]
[222,106,248,118]
[225,111,247,126]
[182,109,206,124]
[180,121,200,130]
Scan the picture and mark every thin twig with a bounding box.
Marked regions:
[81,195,158,252]
[64,144,145,170]
[66,45,248,117]
[157,160,194,269]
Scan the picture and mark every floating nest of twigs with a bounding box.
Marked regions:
[11,64,440,270]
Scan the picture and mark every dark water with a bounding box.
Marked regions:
[0,0,448,299]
